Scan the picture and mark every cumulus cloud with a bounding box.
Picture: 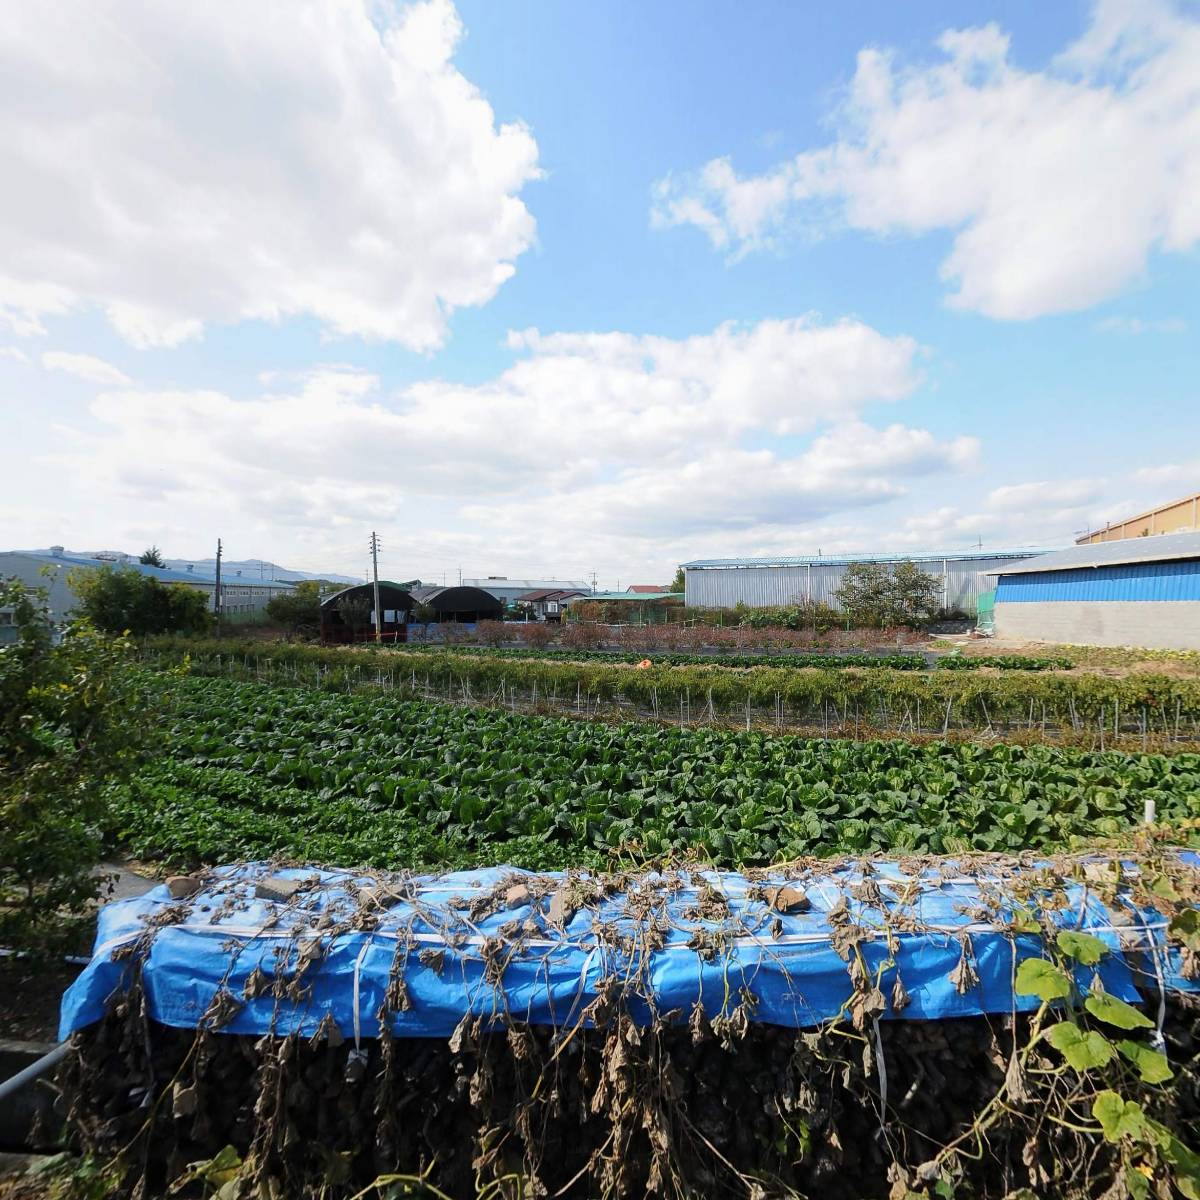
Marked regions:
[0,0,539,349]
[32,315,978,575]
[653,0,1200,319]
[890,458,1200,553]
[41,351,131,386]
[986,479,1106,513]
[464,426,978,540]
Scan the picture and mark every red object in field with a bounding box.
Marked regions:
[636,659,653,669]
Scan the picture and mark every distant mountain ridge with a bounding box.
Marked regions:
[25,548,359,585]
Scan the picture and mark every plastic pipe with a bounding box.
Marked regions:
[0,1042,69,1103]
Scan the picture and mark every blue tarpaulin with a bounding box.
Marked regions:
[60,857,1200,1044]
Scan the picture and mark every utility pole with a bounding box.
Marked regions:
[369,531,382,643]
[214,538,223,638]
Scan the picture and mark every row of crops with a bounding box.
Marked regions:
[393,644,1076,671]
[106,674,1200,871]
[145,638,1200,746]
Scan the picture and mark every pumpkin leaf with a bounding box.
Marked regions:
[1056,930,1108,965]
[1085,993,1153,1030]
[1015,958,1071,1002]
[1045,1022,1113,1071]
[1093,1091,1149,1143]
[1169,908,1200,951]
[1117,1040,1173,1084]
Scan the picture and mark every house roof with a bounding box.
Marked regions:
[992,530,1200,576]
[462,577,591,591]
[682,548,1048,570]
[627,584,667,593]
[564,591,684,603]
[516,588,587,603]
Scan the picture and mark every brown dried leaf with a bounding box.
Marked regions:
[766,885,811,914]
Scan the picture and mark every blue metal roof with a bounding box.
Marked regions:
[991,530,1200,576]
[4,550,292,588]
[682,548,1050,570]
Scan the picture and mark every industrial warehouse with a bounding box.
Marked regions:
[682,548,1039,615]
[0,546,294,626]
[992,531,1200,650]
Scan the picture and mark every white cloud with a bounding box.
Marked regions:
[1094,316,1187,334]
[653,0,1200,319]
[0,0,539,349]
[463,426,978,539]
[0,345,29,364]
[1130,462,1199,490]
[986,478,1106,513]
[41,351,131,386]
[892,459,1200,553]
[24,315,978,577]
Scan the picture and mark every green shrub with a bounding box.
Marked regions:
[0,579,151,950]
[71,564,211,636]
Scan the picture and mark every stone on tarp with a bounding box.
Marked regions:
[254,877,303,903]
[165,875,202,900]
[504,884,532,909]
[546,890,576,927]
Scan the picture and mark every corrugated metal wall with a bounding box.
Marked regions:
[996,559,1200,603]
[685,557,1019,614]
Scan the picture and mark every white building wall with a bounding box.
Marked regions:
[994,601,1200,649]
[685,556,1028,615]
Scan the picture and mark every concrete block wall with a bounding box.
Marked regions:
[994,601,1200,649]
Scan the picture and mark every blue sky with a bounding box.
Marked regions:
[1,0,1197,585]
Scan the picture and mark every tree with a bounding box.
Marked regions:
[668,566,686,593]
[890,560,942,624]
[139,545,165,567]
[71,565,212,636]
[833,561,941,628]
[561,620,605,649]
[833,562,893,627]
[265,580,321,636]
[0,579,150,950]
[336,594,373,634]
[474,619,509,646]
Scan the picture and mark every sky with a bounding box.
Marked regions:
[1,0,1197,587]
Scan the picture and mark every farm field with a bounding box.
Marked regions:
[145,638,1200,749]
[392,643,1075,671]
[933,637,1200,677]
[106,673,1200,872]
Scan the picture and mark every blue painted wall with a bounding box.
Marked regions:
[996,559,1200,603]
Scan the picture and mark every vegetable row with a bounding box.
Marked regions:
[107,675,1200,871]
[143,639,1200,741]
[395,645,1075,671]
